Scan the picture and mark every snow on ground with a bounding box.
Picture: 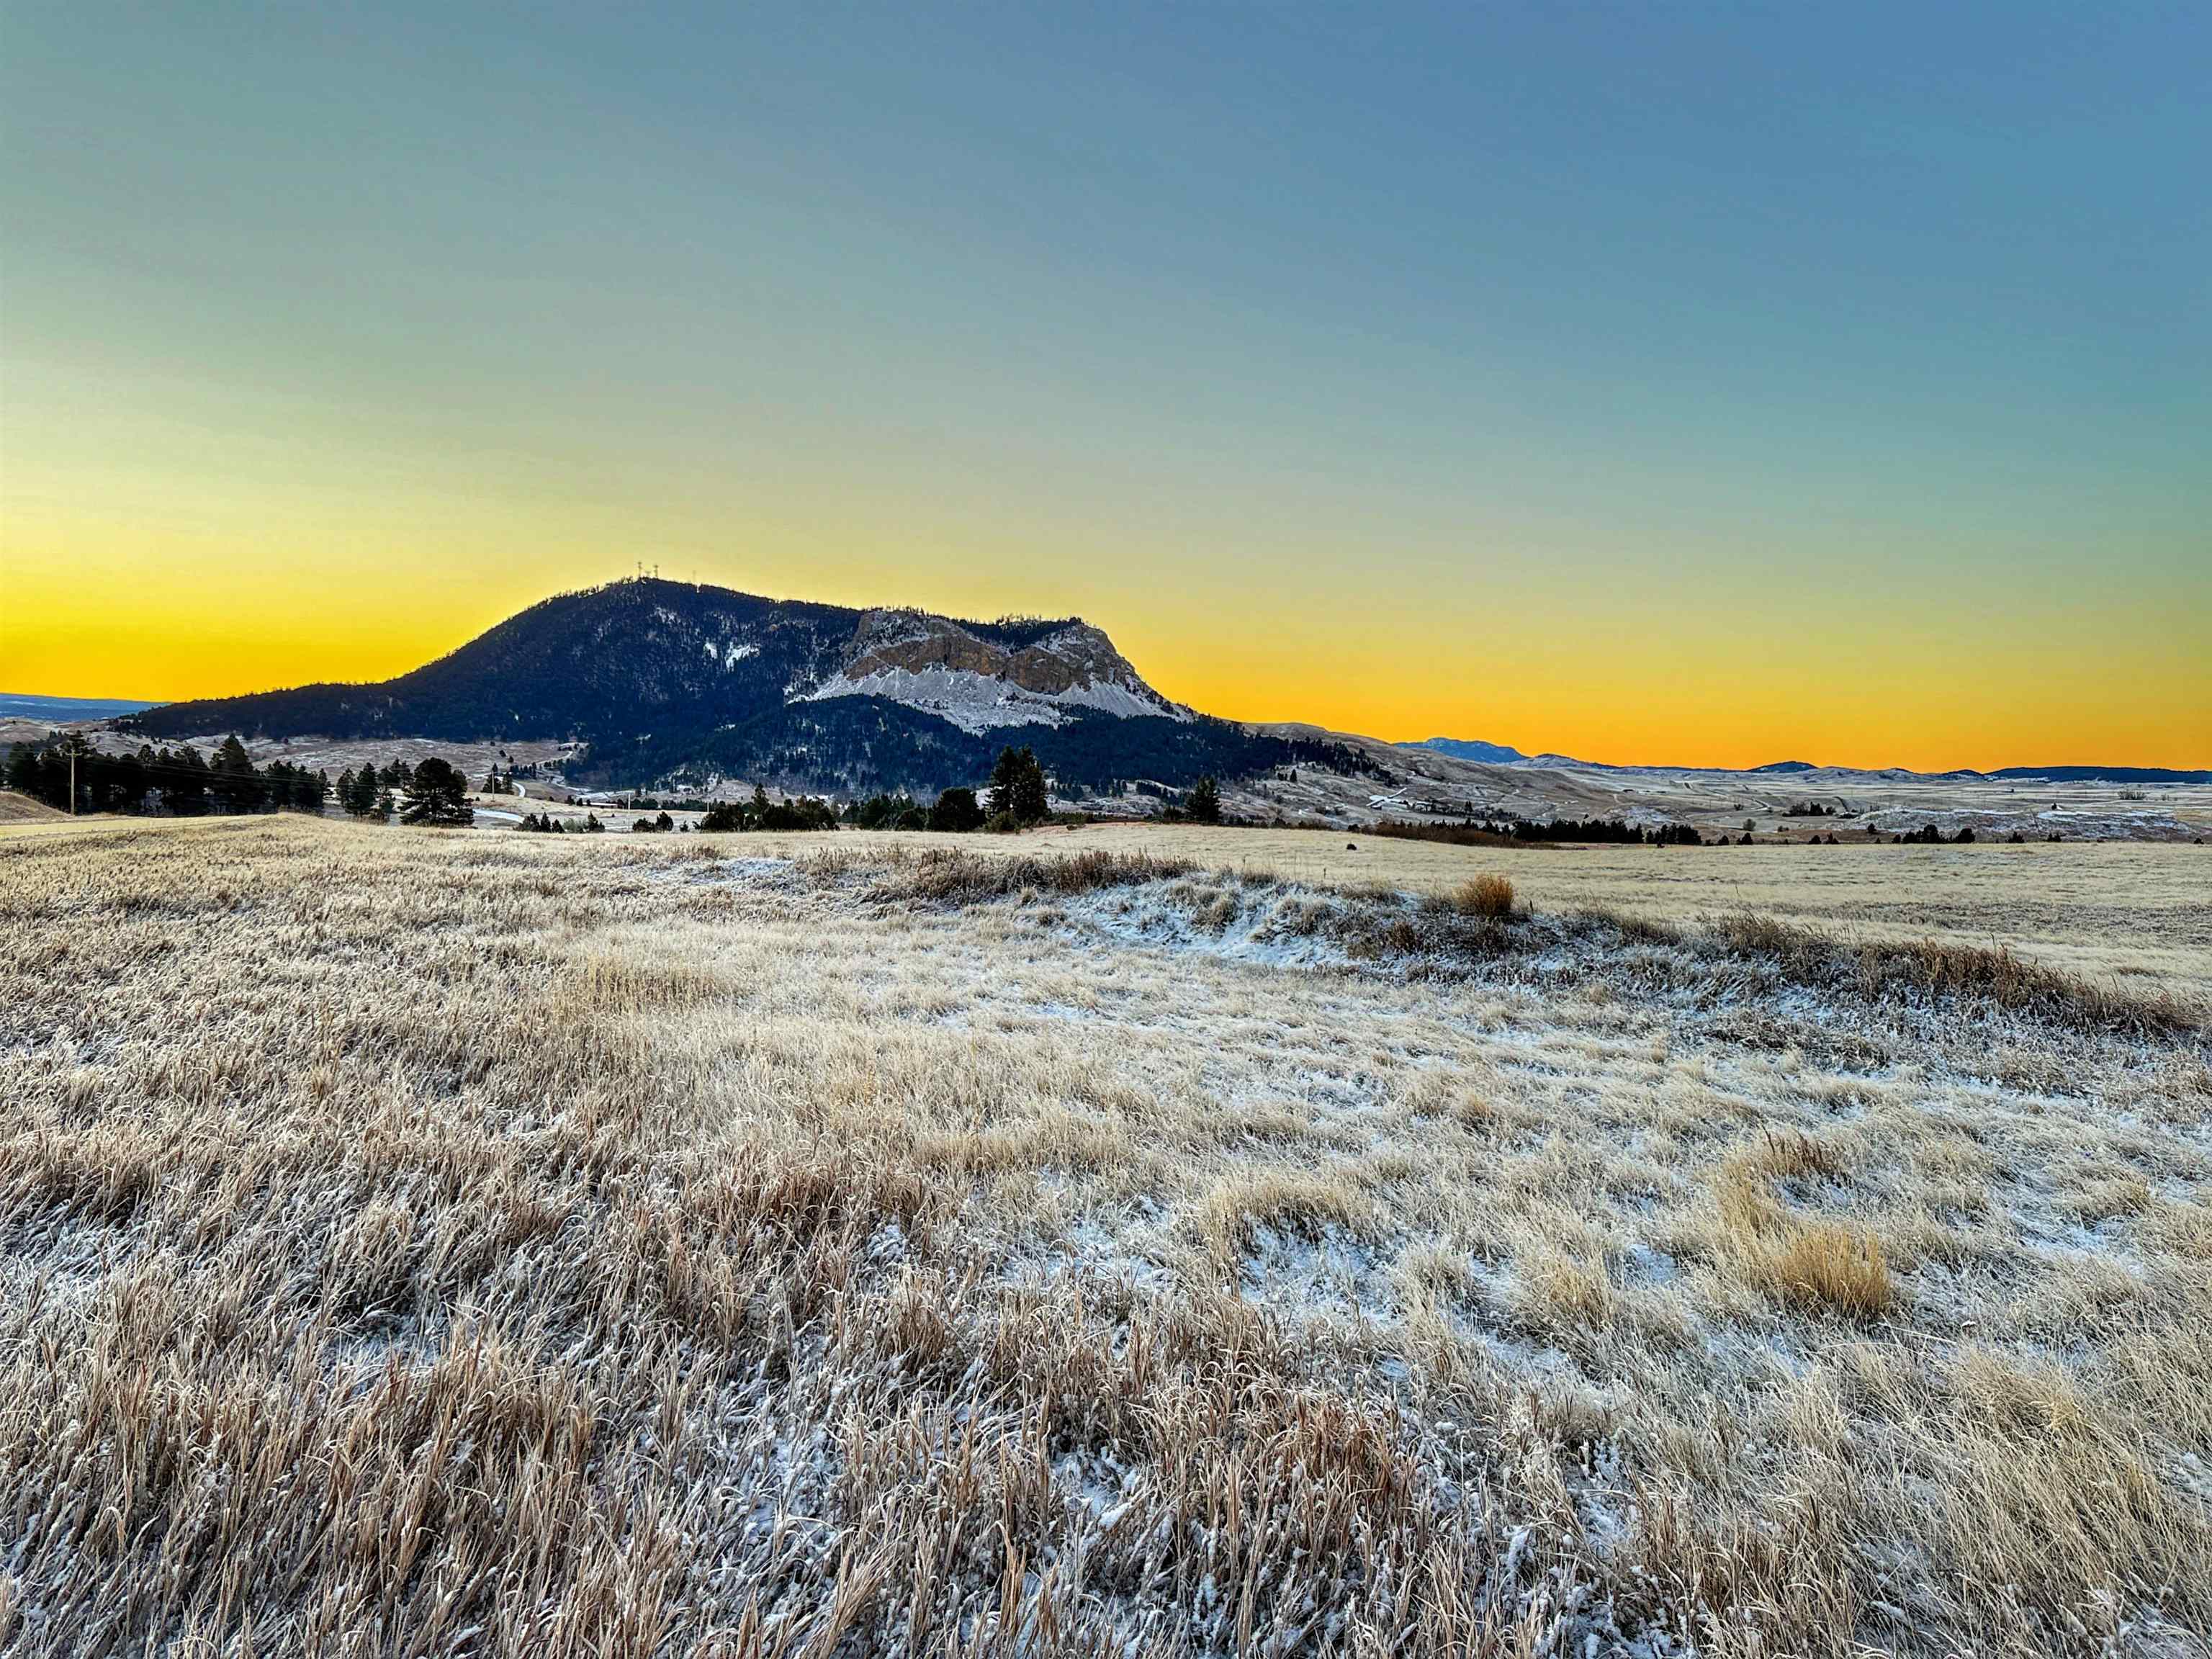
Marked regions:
[799,667,1187,732]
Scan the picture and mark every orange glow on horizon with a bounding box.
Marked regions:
[6,517,2205,774]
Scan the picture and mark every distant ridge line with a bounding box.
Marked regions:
[1403,737,2207,784]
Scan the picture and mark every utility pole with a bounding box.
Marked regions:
[68,744,78,814]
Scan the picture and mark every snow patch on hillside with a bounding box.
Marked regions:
[804,665,1187,732]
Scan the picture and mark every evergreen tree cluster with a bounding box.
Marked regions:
[847,793,929,831]
[514,812,606,834]
[0,734,487,827]
[4,733,330,817]
[1895,824,1977,844]
[1476,815,1704,845]
[844,786,986,832]
[697,786,840,833]
[333,757,473,824]
[1370,816,1707,848]
[399,758,473,826]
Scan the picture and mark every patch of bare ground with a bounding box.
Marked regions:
[1,818,2207,1657]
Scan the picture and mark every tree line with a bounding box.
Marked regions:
[1370,816,1708,848]
[701,747,1060,835]
[4,732,475,826]
[6,734,330,817]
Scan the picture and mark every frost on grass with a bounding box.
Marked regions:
[1,819,2208,1658]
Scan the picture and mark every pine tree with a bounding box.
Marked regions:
[929,787,984,832]
[169,746,211,817]
[1011,747,1048,824]
[5,743,38,798]
[211,734,261,814]
[986,747,1048,823]
[400,757,474,826]
[1187,775,1221,824]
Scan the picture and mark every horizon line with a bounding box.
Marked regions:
[6,686,2203,778]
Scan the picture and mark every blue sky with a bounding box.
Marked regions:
[4,3,2206,763]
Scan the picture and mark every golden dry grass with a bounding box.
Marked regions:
[1437,873,1516,922]
[835,821,2212,992]
[1,815,2207,1657]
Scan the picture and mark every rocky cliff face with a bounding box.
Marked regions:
[805,610,1191,732]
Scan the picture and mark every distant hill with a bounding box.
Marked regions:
[0,692,161,723]
[1400,741,2206,786]
[127,579,1365,795]
[1402,737,1531,765]
[1987,765,2211,784]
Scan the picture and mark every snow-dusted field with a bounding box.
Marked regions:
[2,817,2206,1656]
[1226,729,2212,844]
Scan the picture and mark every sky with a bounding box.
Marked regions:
[3,3,2206,769]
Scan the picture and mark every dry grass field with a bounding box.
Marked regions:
[0,792,68,826]
[2,817,2207,1657]
[791,822,2212,991]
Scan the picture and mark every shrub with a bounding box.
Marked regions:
[1451,874,1514,920]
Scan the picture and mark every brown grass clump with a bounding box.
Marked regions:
[1746,1126,1851,1184]
[1449,873,1516,920]
[1200,1166,1366,1264]
[1769,1223,1893,1320]
[1714,1149,1894,1321]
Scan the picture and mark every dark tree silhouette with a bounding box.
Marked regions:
[400,759,474,826]
[929,787,984,832]
[1187,775,1220,824]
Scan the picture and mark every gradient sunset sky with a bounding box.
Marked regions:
[4,4,2206,769]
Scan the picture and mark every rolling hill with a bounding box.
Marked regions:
[126,579,1364,795]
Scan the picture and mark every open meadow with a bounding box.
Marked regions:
[2,816,2208,1657]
